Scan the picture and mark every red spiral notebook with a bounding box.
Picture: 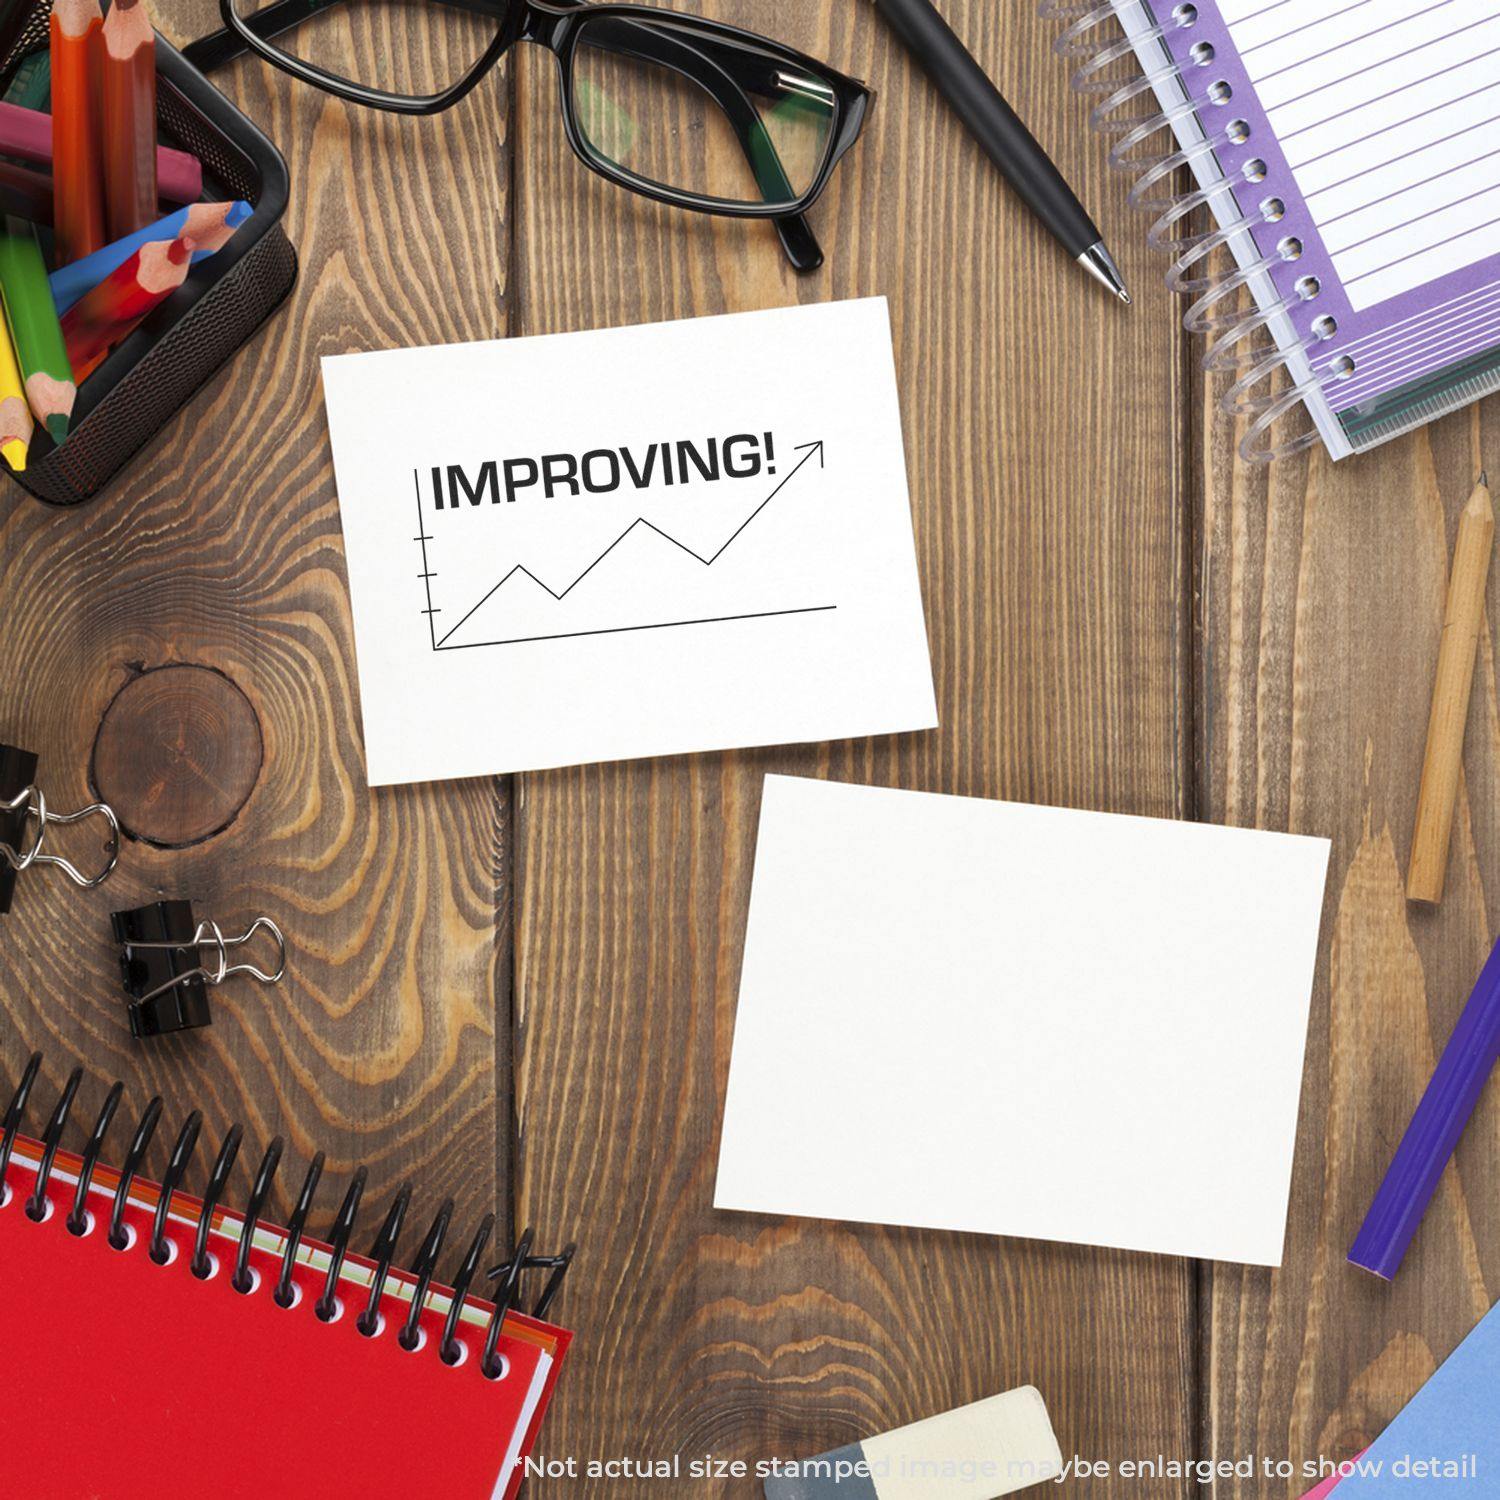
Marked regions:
[0,1120,571,1499]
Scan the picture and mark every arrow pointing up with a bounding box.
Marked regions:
[434,439,827,648]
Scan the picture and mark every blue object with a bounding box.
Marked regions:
[1324,1300,1498,1493]
[49,202,253,314]
[1348,933,1500,1279]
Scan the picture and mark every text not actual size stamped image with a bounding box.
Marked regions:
[322,298,937,785]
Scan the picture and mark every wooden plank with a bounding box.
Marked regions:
[510,3,1197,1490]
[1199,374,1500,1482]
[0,10,512,1248]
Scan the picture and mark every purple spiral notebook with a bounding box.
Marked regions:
[1053,0,1500,462]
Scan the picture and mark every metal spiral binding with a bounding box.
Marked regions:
[1041,0,1336,463]
[0,1054,576,1378]
[150,1109,203,1262]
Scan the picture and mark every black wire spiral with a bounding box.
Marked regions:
[1,1053,575,1376]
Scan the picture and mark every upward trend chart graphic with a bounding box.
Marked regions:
[415,439,832,651]
[324,300,938,785]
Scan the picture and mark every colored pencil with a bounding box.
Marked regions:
[0,218,74,443]
[0,159,57,225]
[0,100,200,204]
[51,200,250,314]
[0,158,201,232]
[3,50,50,109]
[1407,472,1495,903]
[0,313,32,470]
[101,0,157,240]
[62,233,192,379]
[50,0,106,263]
[1349,933,1500,1279]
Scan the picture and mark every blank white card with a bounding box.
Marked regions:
[715,776,1331,1266]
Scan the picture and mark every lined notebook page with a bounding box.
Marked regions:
[1222,0,1500,310]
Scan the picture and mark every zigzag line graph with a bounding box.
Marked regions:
[415,440,835,651]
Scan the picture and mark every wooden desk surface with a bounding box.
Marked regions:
[2,2,1496,1494]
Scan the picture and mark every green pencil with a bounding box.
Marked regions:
[0,219,74,443]
[3,50,49,109]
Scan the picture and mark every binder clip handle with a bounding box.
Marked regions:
[127,916,288,1003]
[112,901,287,1039]
[0,784,121,890]
[208,915,288,989]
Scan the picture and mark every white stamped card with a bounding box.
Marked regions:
[322,298,936,785]
[715,775,1333,1267]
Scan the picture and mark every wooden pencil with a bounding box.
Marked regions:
[3,49,50,110]
[101,0,157,240]
[61,233,192,379]
[50,0,106,263]
[0,218,74,443]
[0,101,201,204]
[0,159,57,225]
[0,158,200,231]
[0,312,33,470]
[50,200,250,314]
[1407,472,1495,904]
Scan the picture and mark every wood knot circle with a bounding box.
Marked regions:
[92,665,263,847]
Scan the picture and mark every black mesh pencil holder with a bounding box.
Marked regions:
[0,22,296,507]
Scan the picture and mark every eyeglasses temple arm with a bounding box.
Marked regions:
[182,0,312,74]
[181,2,824,271]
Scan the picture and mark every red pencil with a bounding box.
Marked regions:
[50,0,106,262]
[62,234,192,380]
[101,0,157,239]
[0,159,57,225]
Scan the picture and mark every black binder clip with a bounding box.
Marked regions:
[112,900,287,1038]
[1,742,120,916]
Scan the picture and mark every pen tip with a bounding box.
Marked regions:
[1078,242,1130,304]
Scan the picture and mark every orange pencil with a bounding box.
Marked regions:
[62,234,192,381]
[50,0,106,263]
[102,0,157,239]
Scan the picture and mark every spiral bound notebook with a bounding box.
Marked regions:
[1051,0,1500,462]
[0,1057,573,1500]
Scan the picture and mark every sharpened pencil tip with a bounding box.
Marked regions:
[45,415,68,446]
[2,439,26,472]
[1480,470,1488,488]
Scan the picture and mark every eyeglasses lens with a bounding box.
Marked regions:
[570,15,838,209]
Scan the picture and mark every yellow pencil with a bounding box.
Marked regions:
[0,312,32,470]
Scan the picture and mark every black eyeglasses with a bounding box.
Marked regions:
[183,0,873,271]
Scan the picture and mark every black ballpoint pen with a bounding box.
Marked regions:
[871,0,1131,303]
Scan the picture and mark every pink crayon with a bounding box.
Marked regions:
[0,99,201,205]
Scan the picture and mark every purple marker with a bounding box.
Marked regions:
[1349,934,1500,1279]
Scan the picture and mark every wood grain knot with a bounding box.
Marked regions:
[92,665,263,847]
